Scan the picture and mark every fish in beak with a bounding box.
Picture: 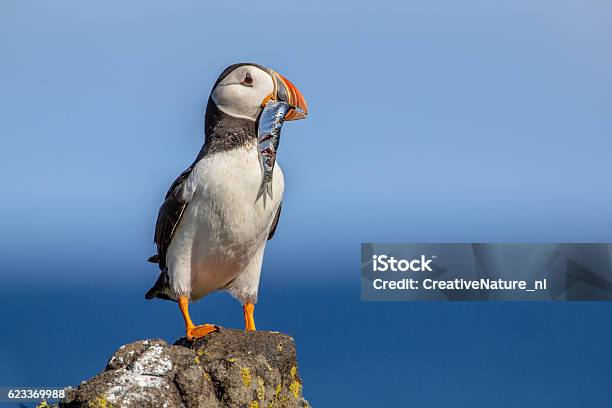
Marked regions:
[256,71,307,205]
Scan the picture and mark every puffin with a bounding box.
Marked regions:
[145,63,308,340]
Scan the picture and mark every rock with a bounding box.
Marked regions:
[58,329,310,408]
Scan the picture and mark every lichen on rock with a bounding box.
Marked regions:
[58,329,310,408]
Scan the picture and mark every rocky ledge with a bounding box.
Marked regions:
[58,329,310,408]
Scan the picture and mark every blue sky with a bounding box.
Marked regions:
[1,0,612,287]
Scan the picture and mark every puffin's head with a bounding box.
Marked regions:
[210,63,308,122]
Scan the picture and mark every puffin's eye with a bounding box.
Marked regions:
[241,72,253,86]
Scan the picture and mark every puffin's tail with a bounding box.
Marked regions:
[145,271,174,301]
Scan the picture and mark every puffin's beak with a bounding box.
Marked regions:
[271,72,308,121]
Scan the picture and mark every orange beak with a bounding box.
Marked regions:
[270,72,308,121]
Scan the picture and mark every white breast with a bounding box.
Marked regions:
[165,144,284,303]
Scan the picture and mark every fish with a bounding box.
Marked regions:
[256,100,291,206]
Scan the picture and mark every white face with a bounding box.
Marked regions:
[211,65,274,121]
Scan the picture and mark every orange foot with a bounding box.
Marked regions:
[187,323,219,341]
[178,296,219,340]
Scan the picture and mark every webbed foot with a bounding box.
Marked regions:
[187,323,219,340]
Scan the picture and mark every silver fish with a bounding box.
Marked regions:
[257,100,291,205]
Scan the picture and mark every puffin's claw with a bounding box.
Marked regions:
[179,296,219,340]
[187,324,219,340]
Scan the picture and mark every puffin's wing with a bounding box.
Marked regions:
[157,169,192,263]
[149,147,206,269]
[267,202,282,240]
[145,166,195,301]
[149,166,193,269]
